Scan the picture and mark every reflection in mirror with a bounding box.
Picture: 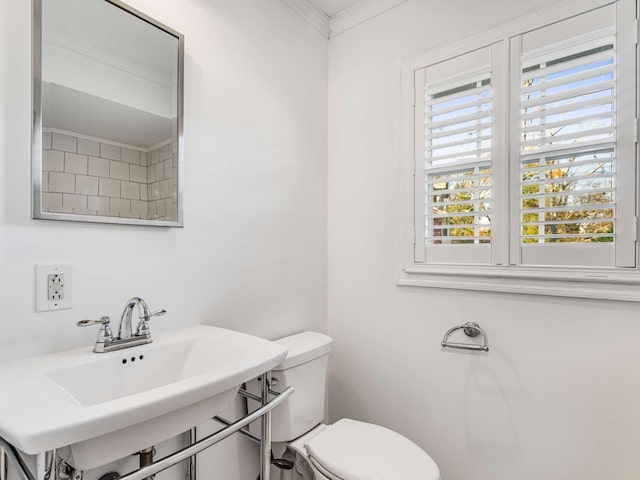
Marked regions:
[34,0,183,226]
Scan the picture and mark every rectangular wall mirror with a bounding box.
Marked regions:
[32,0,184,226]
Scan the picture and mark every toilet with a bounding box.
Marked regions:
[247,332,440,480]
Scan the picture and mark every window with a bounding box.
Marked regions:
[399,0,640,300]
[415,47,496,264]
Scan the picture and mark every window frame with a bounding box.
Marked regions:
[397,0,640,301]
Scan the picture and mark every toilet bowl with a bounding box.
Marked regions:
[286,419,440,480]
[247,332,440,480]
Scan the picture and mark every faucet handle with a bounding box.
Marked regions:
[77,316,111,327]
[136,309,166,337]
[141,309,167,319]
[77,316,113,346]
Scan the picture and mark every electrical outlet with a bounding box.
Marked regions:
[48,273,64,300]
[36,265,72,312]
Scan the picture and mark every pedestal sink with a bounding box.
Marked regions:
[0,325,288,469]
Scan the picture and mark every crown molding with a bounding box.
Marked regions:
[281,0,407,38]
[329,0,408,36]
[43,32,173,87]
[281,0,331,38]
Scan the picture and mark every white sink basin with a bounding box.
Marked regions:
[0,325,287,469]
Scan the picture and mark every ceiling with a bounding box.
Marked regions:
[43,83,173,148]
[44,0,178,76]
[307,0,363,16]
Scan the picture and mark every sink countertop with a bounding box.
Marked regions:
[0,325,288,455]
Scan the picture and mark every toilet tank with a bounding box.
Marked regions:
[246,332,333,442]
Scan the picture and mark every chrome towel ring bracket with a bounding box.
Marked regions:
[441,322,489,352]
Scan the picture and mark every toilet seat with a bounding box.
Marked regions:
[305,419,440,480]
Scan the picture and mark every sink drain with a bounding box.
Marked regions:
[272,458,294,470]
[97,472,120,480]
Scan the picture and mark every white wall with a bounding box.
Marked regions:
[327,1,640,479]
[43,44,173,119]
[0,1,327,479]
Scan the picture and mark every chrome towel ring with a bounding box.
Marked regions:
[441,322,489,352]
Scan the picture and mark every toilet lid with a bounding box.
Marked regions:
[305,419,440,480]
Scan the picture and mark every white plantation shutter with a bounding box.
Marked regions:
[516,2,636,267]
[520,41,616,261]
[415,46,499,264]
[426,79,492,242]
[406,0,637,288]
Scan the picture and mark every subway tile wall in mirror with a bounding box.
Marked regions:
[42,131,178,220]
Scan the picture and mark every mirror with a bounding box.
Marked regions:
[32,0,184,226]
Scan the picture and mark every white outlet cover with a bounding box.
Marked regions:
[36,265,73,312]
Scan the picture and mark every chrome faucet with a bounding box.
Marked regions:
[119,297,166,339]
[78,297,166,353]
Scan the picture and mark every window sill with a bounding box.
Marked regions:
[398,264,640,302]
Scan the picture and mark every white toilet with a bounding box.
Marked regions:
[247,332,440,480]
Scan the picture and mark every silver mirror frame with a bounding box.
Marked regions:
[31,0,185,227]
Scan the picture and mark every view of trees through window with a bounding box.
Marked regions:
[424,41,615,246]
[520,149,614,243]
[520,43,615,244]
[425,77,492,245]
